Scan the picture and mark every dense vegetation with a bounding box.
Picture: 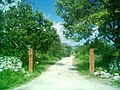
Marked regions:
[55,0,120,51]
[56,0,120,87]
[0,0,72,89]
[55,0,120,72]
[0,0,120,89]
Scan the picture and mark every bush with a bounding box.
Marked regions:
[74,54,89,75]
[0,53,60,89]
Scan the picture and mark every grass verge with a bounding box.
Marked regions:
[0,55,60,90]
[73,54,90,75]
[73,54,120,88]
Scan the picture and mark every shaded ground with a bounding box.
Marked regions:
[13,56,119,90]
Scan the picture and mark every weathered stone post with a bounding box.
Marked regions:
[29,48,33,73]
[90,48,94,75]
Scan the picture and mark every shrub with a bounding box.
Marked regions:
[74,54,89,75]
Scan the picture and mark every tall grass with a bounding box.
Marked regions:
[0,69,26,89]
[74,54,90,75]
[74,53,120,88]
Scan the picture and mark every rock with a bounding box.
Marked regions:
[114,73,119,76]
[94,72,99,76]
[100,71,105,75]
[113,76,120,80]
[101,72,110,78]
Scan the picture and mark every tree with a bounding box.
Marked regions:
[102,0,120,52]
[0,10,4,47]
[0,0,25,50]
[90,0,120,54]
[55,0,120,52]
[0,3,60,64]
[55,0,99,40]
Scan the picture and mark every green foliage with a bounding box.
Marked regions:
[0,3,60,65]
[0,1,72,90]
[47,43,72,59]
[89,38,119,70]
[34,53,59,73]
[64,45,73,56]
[75,39,119,72]
[74,42,116,74]
[55,0,94,39]
[55,0,120,54]
[0,53,60,90]
[3,3,59,52]
[75,45,90,55]
[0,69,25,89]
[74,45,89,74]
[0,10,4,29]
[90,38,114,56]
[113,80,120,87]
[91,0,120,53]
[55,0,93,22]
[74,45,90,74]
[74,54,89,75]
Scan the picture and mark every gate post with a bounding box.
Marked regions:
[90,48,94,75]
[29,48,33,73]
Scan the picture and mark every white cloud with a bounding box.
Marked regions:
[43,13,52,20]
[53,22,85,46]
[46,13,52,19]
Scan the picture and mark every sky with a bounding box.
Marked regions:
[1,0,84,46]
[1,0,98,46]
[0,0,62,22]
[53,22,86,46]
[28,0,63,22]
[27,0,86,46]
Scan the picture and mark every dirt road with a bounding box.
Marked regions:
[13,56,119,90]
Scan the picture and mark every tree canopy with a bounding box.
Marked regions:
[55,0,94,40]
[55,0,120,52]
[1,3,60,53]
[0,2,64,65]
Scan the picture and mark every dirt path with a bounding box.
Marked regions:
[14,56,119,90]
